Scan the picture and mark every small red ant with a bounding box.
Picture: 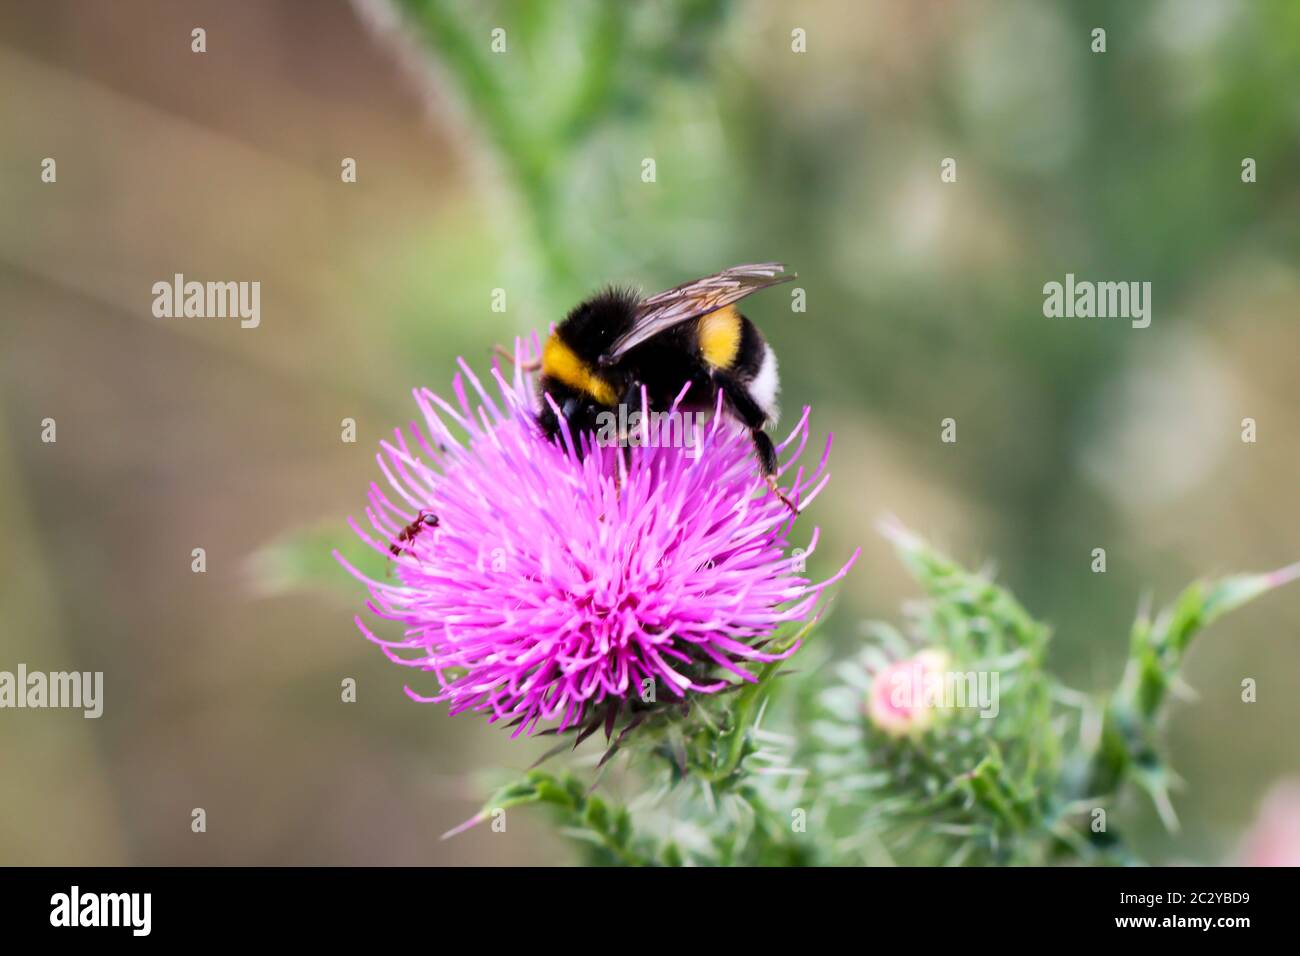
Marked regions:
[389,510,439,557]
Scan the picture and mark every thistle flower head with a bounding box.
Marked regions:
[339,336,856,736]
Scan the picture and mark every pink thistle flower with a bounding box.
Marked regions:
[866,649,952,738]
[337,336,858,736]
[1238,779,1300,866]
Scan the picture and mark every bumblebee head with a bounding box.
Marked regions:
[559,286,640,365]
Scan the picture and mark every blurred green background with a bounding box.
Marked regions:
[0,0,1296,865]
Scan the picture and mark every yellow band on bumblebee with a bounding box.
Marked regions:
[698,305,742,369]
[542,334,619,406]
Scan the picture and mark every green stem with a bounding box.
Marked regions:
[399,0,577,301]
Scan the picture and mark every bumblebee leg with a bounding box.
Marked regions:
[748,426,779,476]
[607,383,641,499]
[711,371,799,515]
[493,344,542,372]
[616,380,645,446]
[751,429,799,515]
[535,401,560,444]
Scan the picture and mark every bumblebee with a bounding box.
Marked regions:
[531,262,797,511]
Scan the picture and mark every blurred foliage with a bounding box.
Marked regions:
[249,521,388,599]
[1087,563,1300,832]
[393,0,736,308]
[806,520,1061,865]
[804,528,1295,865]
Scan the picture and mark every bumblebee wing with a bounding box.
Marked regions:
[603,262,795,360]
